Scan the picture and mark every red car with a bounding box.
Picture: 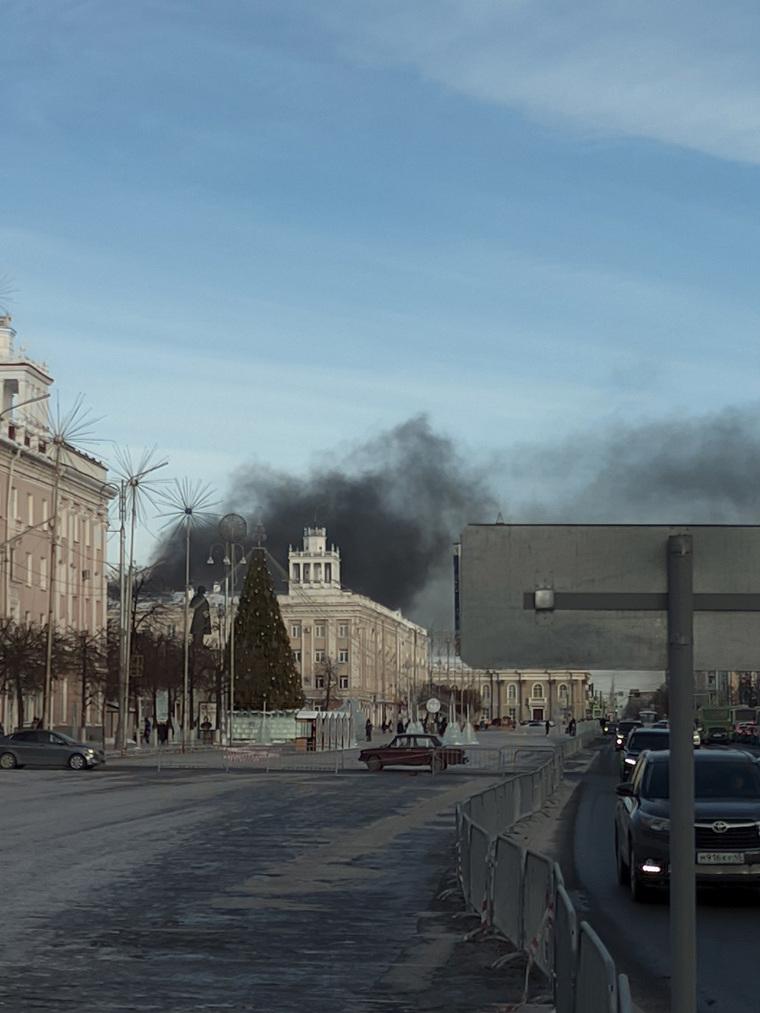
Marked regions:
[359,733,468,773]
[734,722,758,743]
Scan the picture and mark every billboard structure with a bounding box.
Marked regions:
[457,524,760,671]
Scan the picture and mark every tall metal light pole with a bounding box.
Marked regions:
[113,453,168,751]
[158,479,216,751]
[218,513,247,745]
[38,394,104,730]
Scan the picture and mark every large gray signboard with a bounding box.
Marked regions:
[458,524,760,670]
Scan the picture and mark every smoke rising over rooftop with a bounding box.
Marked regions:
[152,404,760,628]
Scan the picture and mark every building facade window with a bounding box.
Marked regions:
[507,683,517,700]
[303,676,312,687]
[291,624,302,638]
[315,649,324,662]
[303,563,310,581]
[338,623,348,638]
[325,563,332,582]
[338,649,349,663]
[292,650,301,663]
[339,676,349,690]
[26,493,33,526]
[558,683,568,698]
[532,683,544,698]
[314,623,326,638]
[315,676,325,689]
[292,563,300,582]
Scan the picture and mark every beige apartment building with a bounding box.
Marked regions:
[0,316,111,732]
[278,527,429,722]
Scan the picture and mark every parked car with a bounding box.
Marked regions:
[619,727,670,780]
[615,748,760,901]
[615,719,643,751]
[359,733,467,773]
[704,726,731,746]
[602,720,618,736]
[0,729,105,770]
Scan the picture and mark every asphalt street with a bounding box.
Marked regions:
[1,761,537,1013]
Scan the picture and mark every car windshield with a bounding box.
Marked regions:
[642,760,760,799]
[628,732,669,752]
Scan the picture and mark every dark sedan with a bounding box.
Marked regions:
[615,748,760,901]
[705,726,731,746]
[619,727,670,780]
[359,733,467,773]
[615,719,643,751]
[0,729,105,770]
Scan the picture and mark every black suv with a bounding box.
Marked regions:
[619,727,670,780]
[615,719,643,751]
[615,749,760,901]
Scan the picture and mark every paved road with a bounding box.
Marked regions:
[1,762,533,1013]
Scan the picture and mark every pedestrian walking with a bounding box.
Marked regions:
[143,718,151,744]
[365,719,373,742]
[545,719,551,735]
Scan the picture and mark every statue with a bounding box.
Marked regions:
[189,585,212,644]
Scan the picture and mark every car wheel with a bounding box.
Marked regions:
[615,829,629,886]
[430,753,447,773]
[67,753,87,770]
[366,756,382,772]
[629,845,649,903]
[0,751,17,770]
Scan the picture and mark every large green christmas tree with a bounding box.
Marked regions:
[232,548,304,710]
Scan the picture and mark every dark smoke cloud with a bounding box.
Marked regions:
[153,416,499,629]
[152,404,760,629]
[224,416,499,626]
[502,405,760,524]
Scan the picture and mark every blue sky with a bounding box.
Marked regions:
[3,0,760,564]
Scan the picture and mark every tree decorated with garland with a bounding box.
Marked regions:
[232,548,304,710]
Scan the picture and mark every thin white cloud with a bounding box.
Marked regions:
[326,0,760,163]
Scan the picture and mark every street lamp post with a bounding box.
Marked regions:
[115,458,168,751]
[217,514,247,746]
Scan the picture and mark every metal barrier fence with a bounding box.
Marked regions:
[455,725,634,1013]
[137,740,570,776]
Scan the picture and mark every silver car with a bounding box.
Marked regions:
[0,729,105,770]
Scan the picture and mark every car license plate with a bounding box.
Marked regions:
[697,852,745,865]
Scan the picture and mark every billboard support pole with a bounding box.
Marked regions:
[667,533,696,1013]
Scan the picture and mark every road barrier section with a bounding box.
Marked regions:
[455,723,633,1013]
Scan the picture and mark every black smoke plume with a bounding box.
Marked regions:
[151,404,760,628]
[152,416,499,628]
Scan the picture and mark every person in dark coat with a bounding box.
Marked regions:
[365,719,372,742]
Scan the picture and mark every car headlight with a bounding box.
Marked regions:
[639,813,670,833]
[624,756,636,765]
